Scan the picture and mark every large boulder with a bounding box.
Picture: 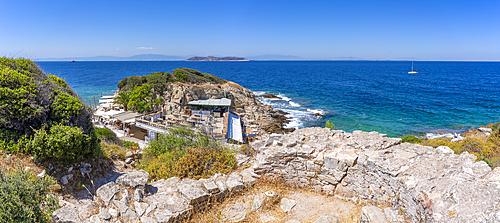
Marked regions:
[51,205,81,223]
[116,170,149,188]
[96,182,120,203]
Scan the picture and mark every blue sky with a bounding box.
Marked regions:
[1,0,499,60]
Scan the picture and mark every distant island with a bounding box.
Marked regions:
[186,56,249,61]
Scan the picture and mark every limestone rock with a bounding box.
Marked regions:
[98,208,111,221]
[51,205,81,223]
[77,201,97,220]
[112,199,129,215]
[240,168,257,186]
[314,216,340,223]
[96,182,120,203]
[177,182,210,205]
[116,170,149,188]
[144,203,156,217]
[280,198,296,213]
[221,202,247,222]
[264,190,279,204]
[87,215,103,223]
[134,201,149,217]
[134,188,143,202]
[154,209,173,223]
[226,172,245,192]
[121,208,139,223]
[37,170,46,178]
[108,208,119,217]
[382,208,404,223]
[203,178,220,194]
[61,174,73,185]
[140,216,157,223]
[251,193,265,211]
[360,206,389,223]
[144,192,191,214]
[259,213,276,223]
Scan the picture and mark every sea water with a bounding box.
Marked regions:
[35,61,500,137]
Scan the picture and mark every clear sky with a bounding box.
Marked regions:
[1,0,499,60]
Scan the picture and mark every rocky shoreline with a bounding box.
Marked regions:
[158,81,294,134]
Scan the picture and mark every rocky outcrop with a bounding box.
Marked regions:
[251,127,500,222]
[52,169,258,223]
[53,127,500,222]
[159,81,292,133]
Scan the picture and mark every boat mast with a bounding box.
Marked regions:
[411,60,414,71]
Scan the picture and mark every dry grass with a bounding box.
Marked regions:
[189,177,363,223]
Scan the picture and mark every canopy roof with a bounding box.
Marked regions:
[99,98,114,104]
[187,98,231,107]
[111,111,141,122]
[101,95,116,99]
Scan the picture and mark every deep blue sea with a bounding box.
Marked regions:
[35,61,500,137]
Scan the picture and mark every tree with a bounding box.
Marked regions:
[128,84,154,113]
[114,91,131,111]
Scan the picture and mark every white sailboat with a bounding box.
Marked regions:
[408,60,418,74]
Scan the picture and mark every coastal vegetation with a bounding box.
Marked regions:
[115,68,226,113]
[137,127,236,180]
[0,167,59,223]
[0,57,100,162]
[325,120,335,130]
[401,135,422,143]
[403,123,500,167]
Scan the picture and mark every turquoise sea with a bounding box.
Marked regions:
[35,61,500,137]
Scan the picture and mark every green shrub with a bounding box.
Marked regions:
[117,78,127,89]
[173,69,189,82]
[0,168,59,223]
[325,121,335,130]
[492,123,500,132]
[0,57,93,141]
[121,140,139,150]
[401,135,422,143]
[101,142,127,160]
[126,76,142,89]
[95,127,119,144]
[50,91,83,122]
[25,123,100,161]
[138,127,235,180]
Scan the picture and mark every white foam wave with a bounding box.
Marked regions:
[277,93,291,101]
[426,132,460,139]
[289,101,301,107]
[253,91,266,96]
[306,109,324,115]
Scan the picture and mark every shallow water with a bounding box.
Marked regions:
[36,61,500,137]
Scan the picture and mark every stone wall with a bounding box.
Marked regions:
[251,127,500,222]
[52,169,257,223]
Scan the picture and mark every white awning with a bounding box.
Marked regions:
[112,111,141,122]
[99,99,114,104]
[101,95,116,99]
[102,110,124,119]
[188,98,231,107]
